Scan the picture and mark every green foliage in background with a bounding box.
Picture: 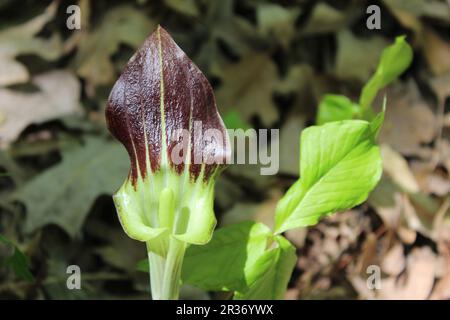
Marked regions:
[0,234,34,282]
[14,138,129,237]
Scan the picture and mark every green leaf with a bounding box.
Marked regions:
[181,222,297,299]
[0,234,34,282]
[0,233,10,244]
[181,221,272,292]
[136,258,149,273]
[234,235,296,300]
[370,103,386,138]
[143,221,297,299]
[359,35,413,110]
[275,118,383,233]
[316,94,360,125]
[223,111,251,130]
[5,247,34,282]
[15,137,129,237]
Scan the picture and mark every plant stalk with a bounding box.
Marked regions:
[147,236,186,300]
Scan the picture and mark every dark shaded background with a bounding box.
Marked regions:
[0,0,449,299]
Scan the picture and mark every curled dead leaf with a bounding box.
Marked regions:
[0,70,82,149]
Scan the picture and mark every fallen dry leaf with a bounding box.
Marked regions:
[411,161,450,196]
[285,228,307,249]
[0,2,62,86]
[423,27,450,76]
[422,174,450,196]
[278,114,305,176]
[382,243,405,277]
[335,30,388,82]
[370,184,426,243]
[444,113,450,127]
[370,182,403,231]
[300,2,349,35]
[379,81,436,157]
[213,53,281,126]
[284,288,300,300]
[430,241,450,299]
[355,233,378,274]
[379,246,437,299]
[381,144,420,193]
[383,0,450,44]
[437,140,450,172]
[257,3,300,49]
[430,269,450,299]
[383,0,424,41]
[429,73,450,103]
[0,70,82,148]
[403,193,435,238]
[73,6,155,92]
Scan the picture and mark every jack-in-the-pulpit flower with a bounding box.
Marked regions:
[106,26,230,299]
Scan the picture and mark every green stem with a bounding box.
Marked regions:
[147,236,186,300]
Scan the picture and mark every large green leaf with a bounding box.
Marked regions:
[15,137,129,237]
[274,118,383,233]
[359,35,413,110]
[181,221,296,299]
[234,235,296,300]
[182,221,272,292]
